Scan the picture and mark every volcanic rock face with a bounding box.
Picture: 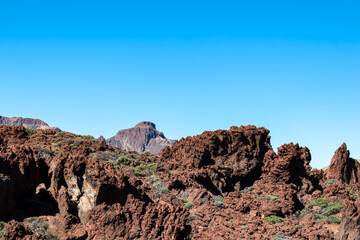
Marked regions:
[1,124,360,239]
[326,143,360,184]
[0,115,60,131]
[158,125,272,194]
[106,121,176,154]
[0,125,189,239]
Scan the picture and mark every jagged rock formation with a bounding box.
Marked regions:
[0,125,189,239]
[106,121,176,154]
[326,143,360,184]
[1,124,360,239]
[0,115,60,131]
[158,125,272,194]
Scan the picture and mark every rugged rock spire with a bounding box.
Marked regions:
[326,143,360,184]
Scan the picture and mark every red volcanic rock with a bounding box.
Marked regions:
[338,199,360,240]
[260,143,312,185]
[326,143,360,184]
[0,125,190,239]
[106,121,176,154]
[1,124,359,239]
[158,125,272,194]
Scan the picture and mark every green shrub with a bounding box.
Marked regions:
[188,214,196,223]
[116,154,131,167]
[309,198,328,208]
[55,132,66,138]
[312,214,326,223]
[25,128,37,136]
[324,201,342,216]
[213,195,224,207]
[177,197,189,204]
[91,151,118,162]
[325,179,340,184]
[266,196,280,202]
[241,225,249,230]
[264,215,286,223]
[133,162,157,177]
[38,146,53,157]
[83,135,94,140]
[184,202,194,209]
[242,186,255,193]
[326,215,341,224]
[160,187,170,193]
[0,221,6,238]
[52,143,60,147]
[349,189,359,198]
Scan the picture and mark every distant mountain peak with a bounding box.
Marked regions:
[0,115,60,131]
[106,122,176,154]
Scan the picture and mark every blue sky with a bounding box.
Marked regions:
[1,1,359,168]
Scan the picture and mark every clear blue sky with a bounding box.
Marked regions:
[1,1,359,168]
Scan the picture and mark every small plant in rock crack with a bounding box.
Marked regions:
[264,215,286,224]
[188,215,196,224]
[0,221,6,238]
[26,217,58,239]
[241,186,255,193]
[37,146,54,158]
[213,195,224,208]
[266,196,280,202]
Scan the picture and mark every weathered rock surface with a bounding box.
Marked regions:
[326,143,360,184]
[0,125,189,239]
[106,121,176,154]
[1,124,360,239]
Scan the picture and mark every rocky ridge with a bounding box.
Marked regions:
[0,124,360,239]
[0,115,60,131]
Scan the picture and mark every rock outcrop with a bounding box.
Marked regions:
[0,125,189,239]
[158,125,271,194]
[326,143,360,184]
[106,121,176,154]
[1,124,359,239]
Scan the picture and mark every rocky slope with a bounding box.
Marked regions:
[0,124,360,239]
[105,121,176,154]
[0,115,60,131]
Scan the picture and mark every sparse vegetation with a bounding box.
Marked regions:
[133,162,157,176]
[242,186,255,193]
[188,214,196,223]
[52,143,60,147]
[55,132,66,138]
[325,179,340,184]
[38,146,53,157]
[264,215,286,223]
[349,189,359,198]
[177,197,189,204]
[298,198,342,224]
[241,225,249,230]
[26,217,58,239]
[0,221,6,238]
[266,196,280,202]
[326,215,341,224]
[160,187,170,193]
[83,135,94,140]
[25,127,37,136]
[213,195,224,207]
[184,202,194,209]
